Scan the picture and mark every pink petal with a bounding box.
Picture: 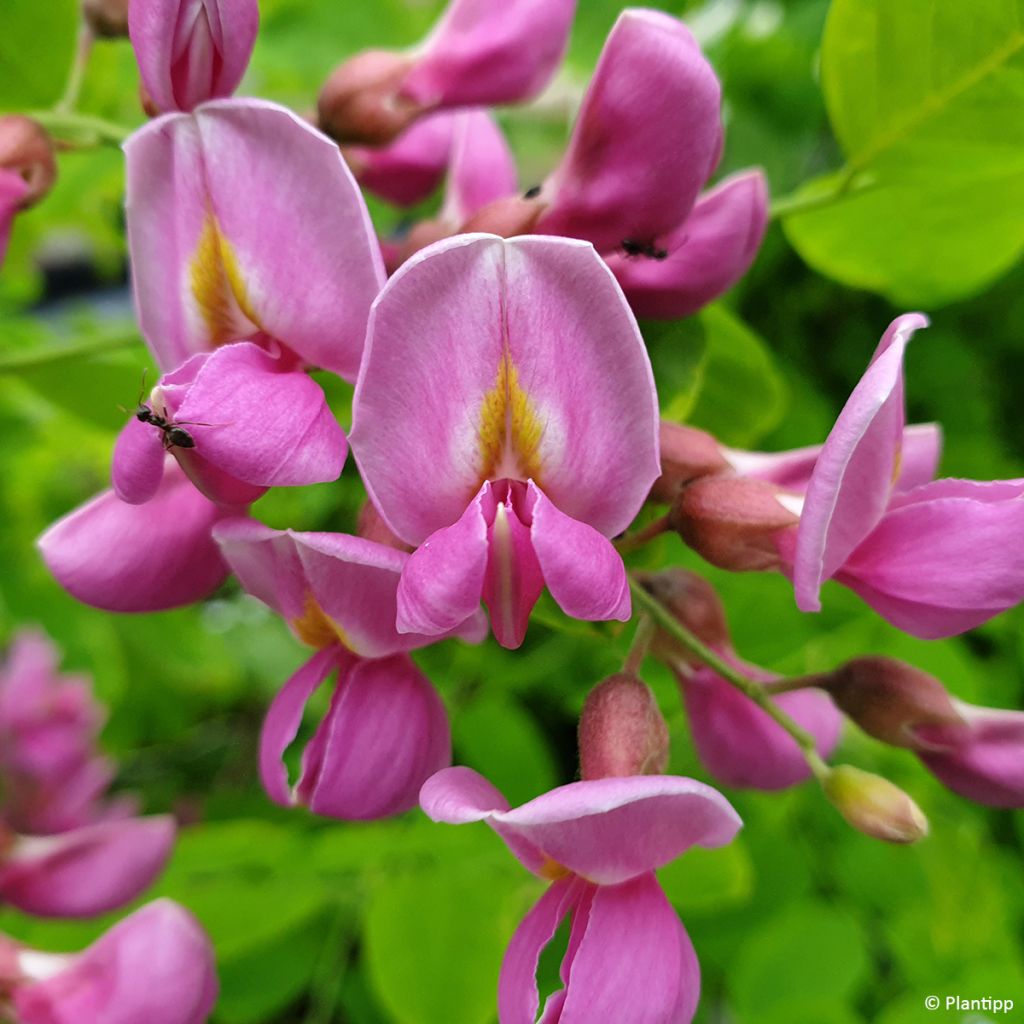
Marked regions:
[259,647,342,808]
[421,767,741,884]
[112,415,167,504]
[793,313,928,611]
[125,99,385,378]
[442,110,518,226]
[38,464,235,612]
[0,816,175,918]
[350,112,455,206]
[301,654,451,820]
[838,478,1024,638]
[536,10,722,254]
[13,899,217,1024]
[894,423,942,491]
[681,662,841,790]
[396,483,491,636]
[400,0,576,109]
[0,169,29,265]
[606,169,768,319]
[917,702,1024,807]
[558,873,698,1024]
[130,0,259,112]
[528,482,630,623]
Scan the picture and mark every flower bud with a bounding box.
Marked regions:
[0,117,56,209]
[822,765,929,844]
[669,474,799,572]
[635,568,730,666]
[460,195,545,238]
[82,0,130,38]
[578,673,669,779]
[317,51,419,145]
[649,421,730,503]
[814,656,966,750]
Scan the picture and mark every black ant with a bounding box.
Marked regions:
[523,185,542,199]
[620,238,669,261]
[120,372,211,451]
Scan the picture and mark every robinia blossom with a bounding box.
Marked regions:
[350,233,660,649]
[214,519,486,819]
[3,899,217,1024]
[421,767,742,1023]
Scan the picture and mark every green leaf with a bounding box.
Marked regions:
[0,0,78,109]
[644,317,708,422]
[657,840,754,914]
[782,0,1024,305]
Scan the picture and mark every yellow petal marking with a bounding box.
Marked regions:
[189,211,261,345]
[478,348,544,482]
[291,592,353,651]
[538,857,571,881]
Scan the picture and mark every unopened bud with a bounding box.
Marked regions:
[395,218,454,266]
[578,673,669,780]
[823,765,929,844]
[356,500,413,552]
[82,0,130,38]
[317,51,419,146]
[649,421,730,503]
[635,569,730,667]
[669,474,798,572]
[0,117,56,209]
[460,195,545,238]
[816,656,966,750]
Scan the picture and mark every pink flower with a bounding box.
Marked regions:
[112,342,347,507]
[789,313,1024,637]
[130,0,259,113]
[421,767,742,1023]
[0,116,56,268]
[125,99,385,379]
[6,899,217,1023]
[38,460,237,612]
[214,519,486,819]
[350,234,660,648]
[532,10,768,318]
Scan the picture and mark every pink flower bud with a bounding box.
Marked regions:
[823,765,929,844]
[635,569,731,665]
[578,673,669,780]
[82,0,131,38]
[0,117,56,208]
[460,194,545,237]
[129,0,259,113]
[649,421,731,503]
[669,474,799,572]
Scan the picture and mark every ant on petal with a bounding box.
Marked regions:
[620,238,669,261]
[120,372,210,452]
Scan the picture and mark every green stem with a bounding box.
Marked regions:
[768,166,868,222]
[763,672,829,696]
[623,614,655,675]
[614,514,670,554]
[0,333,142,373]
[628,576,827,777]
[27,109,133,148]
[55,22,95,114]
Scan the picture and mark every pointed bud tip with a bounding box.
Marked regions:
[0,116,56,208]
[823,765,929,844]
[650,421,731,503]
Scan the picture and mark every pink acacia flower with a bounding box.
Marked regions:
[125,99,385,380]
[317,0,577,145]
[39,460,237,612]
[789,313,1024,638]
[527,10,767,318]
[350,234,660,649]
[112,342,347,507]
[214,519,485,820]
[0,632,175,918]
[421,767,742,1023]
[130,0,259,113]
[3,899,217,1023]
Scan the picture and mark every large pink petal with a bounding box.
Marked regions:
[111,415,167,504]
[838,478,1024,638]
[421,767,741,884]
[528,483,630,623]
[13,899,217,1024]
[536,10,722,254]
[559,873,698,1024]
[793,313,928,611]
[125,100,385,378]
[400,0,576,109]
[396,485,491,637]
[606,170,768,318]
[38,465,235,612]
[894,423,942,491]
[442,109,518,226]
[301,655,451,820]
[0,816,175,918]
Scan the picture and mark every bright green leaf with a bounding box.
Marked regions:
[0,0,78,110]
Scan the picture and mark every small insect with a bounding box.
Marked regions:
[120,373,210,451]
[620,238,669,261]
[523,184,542,199]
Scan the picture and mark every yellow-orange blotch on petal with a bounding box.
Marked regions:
[478,349,544,484]
[292,592,352,651]
[190,212,261,345]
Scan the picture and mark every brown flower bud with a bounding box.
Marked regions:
[82,0,130,38]
[0,117,56,209]
[649,421,730,503]
[669,474,798,572]
[823,765,929,844]
[317,51,419,146]
[634,569,730,667]
[395,218,454,267]
[460,195,545,238]
[356,500,413,553]
[815,656,967,750]
[578,673,669,780]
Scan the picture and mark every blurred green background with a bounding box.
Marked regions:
[1,0,1023,1021]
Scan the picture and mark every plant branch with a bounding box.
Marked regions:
[55,22,95,114]
[27,109,133,148]
[623,614,655,675]
[0,333,142,373]
[614,514,670,554]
